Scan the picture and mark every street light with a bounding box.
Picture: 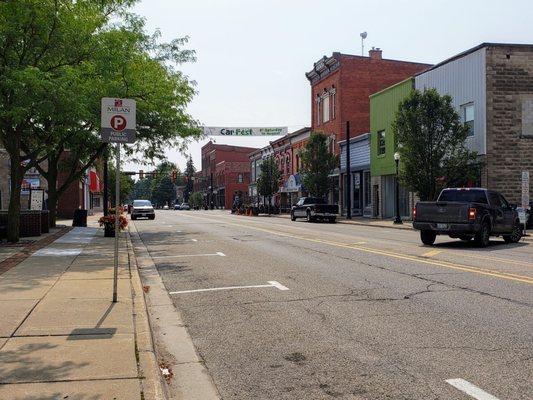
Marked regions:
[393,152,403,224]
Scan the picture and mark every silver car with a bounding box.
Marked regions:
[131,200,155,220]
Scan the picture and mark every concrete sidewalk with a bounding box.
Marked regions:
[0,222,164,399]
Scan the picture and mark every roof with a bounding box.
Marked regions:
[415,42,533,76]
[369,77,414,98]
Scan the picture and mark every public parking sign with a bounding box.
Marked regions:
[101,98,136,143]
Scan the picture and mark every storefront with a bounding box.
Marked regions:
[339,134,372,217]
[279,174,304,212]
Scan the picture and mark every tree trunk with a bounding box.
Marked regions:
[268,196,271,216]
[46,160,59,228]
[7,152,23,243]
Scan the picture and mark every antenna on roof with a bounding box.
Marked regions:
[360,32,367,56]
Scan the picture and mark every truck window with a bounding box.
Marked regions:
[438,190,488,204]
[488,192,502,207]
[306,198,326,204]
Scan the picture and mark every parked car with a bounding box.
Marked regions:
[180,203,190,210]
[131,199,155,220]
[413,188,522,247]
[291,197,338,223]
[174,204,181,210]
[163,205,169,210]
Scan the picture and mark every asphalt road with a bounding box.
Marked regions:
[133,210,533,400]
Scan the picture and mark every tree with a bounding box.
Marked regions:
[300,132,337,198]
[393,88,482,201]
[184,157,195,202]
[109,167,135,206]
[130,177,152,201]
[189,192,203,209]
[1,0,200,241]
[256,156,281,214]
[151,175,175,207]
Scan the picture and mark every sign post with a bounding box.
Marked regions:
[101,98,136,302]
[522,171,530,236]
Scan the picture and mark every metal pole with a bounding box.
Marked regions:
[394,159,403,224]
[113,143,120,302]
[103,144,109,216]
[346,121,352,219]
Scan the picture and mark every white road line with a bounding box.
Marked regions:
[446,379,500,400]
[191,239,198,242]
[152,252,225,259]
[169,281,290,295]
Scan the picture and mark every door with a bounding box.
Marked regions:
[499,194,515,233]
[352,172,361,215]
[487,191,505,233]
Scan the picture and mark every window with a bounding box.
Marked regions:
[438,189,487,204]
[322,94,330,123]
[377,130,386,155]
[462,103,474,136]
[316,95,321,125]
[237,173,243,183]
[488,192,501,207]
[286,155,290,174]
[295,154,300,172]
[331,87,336,120]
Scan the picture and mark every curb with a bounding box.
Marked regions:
[129,221,221,400]
[127,232,168,400]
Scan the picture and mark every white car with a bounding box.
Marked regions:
[163,205,169,210]
[131,200,155,220]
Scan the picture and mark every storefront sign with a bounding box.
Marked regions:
[203,127,287,136]
[21,178,40,195]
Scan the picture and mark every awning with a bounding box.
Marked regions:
[89,171,100,193]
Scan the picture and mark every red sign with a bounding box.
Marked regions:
[110,115,127,131]
[89,171,100,192]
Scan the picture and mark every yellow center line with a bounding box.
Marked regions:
[203,213,533,268]
[422,249,443,258]
[179,213,533,285]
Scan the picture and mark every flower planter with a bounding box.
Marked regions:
[104,225,115,237]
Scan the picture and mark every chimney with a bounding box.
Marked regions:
[369,47,382,60]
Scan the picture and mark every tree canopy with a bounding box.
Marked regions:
[393,88,482,201]
[0,0,200,241]
[300,132,337,198]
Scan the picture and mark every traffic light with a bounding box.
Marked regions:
[139,170,144,179]
[171,170,177,183]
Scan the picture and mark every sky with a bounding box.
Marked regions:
[124,0,533,174]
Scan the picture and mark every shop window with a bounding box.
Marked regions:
[461,103,474,136]
[331,87,336,120]
[377,130,386,155]
[316,95,321,125]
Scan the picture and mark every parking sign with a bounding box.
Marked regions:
[101,98,136,143]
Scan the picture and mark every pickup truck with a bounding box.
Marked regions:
[291,197,338,223]
[413,188,522,247]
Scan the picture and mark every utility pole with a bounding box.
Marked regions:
[346,121,352,219]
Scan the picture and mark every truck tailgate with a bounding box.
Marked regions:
[416,202,469,223]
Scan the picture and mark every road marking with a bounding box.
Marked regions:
[152,252,225,259]
[169,280,289,295]
[178,213,533,285]
[191,239,198,242]
[446,379,500,400]
[422,249,442,258]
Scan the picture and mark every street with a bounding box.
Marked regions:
[133,210,533,400]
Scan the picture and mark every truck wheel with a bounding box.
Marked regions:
[306,210,313,223]
[290,212,296,221]
[475,222,490,247]
[420,230,436,245]
[503,221,522,244]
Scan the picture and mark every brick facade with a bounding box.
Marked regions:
[307,50,431,156]
[485,44,533,204]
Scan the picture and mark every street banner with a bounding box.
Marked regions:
[101,98,136,143]
[203,126,287,136]
[522,171,530,209]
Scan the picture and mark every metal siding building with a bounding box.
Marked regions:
[415,47,487,155]
[340,134,370,172]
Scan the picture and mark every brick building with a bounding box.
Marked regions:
[306,48,430,205]
[415,43,533,204]
[194,142,257,209]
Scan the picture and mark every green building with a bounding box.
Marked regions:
[369,78,413,219]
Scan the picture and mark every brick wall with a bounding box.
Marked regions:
[485,45,533,204]
[310,52,430,156]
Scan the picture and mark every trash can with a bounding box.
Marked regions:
[72,209,88,227]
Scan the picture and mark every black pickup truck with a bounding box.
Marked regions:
[413,188,522,247]
[291,197,338,223]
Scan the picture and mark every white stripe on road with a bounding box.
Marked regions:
[446,379,500,400]
[191,238,197,242]
[169,281,289,295]
[151,252,225,259]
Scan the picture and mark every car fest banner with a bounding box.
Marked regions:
[203,126,287,136]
